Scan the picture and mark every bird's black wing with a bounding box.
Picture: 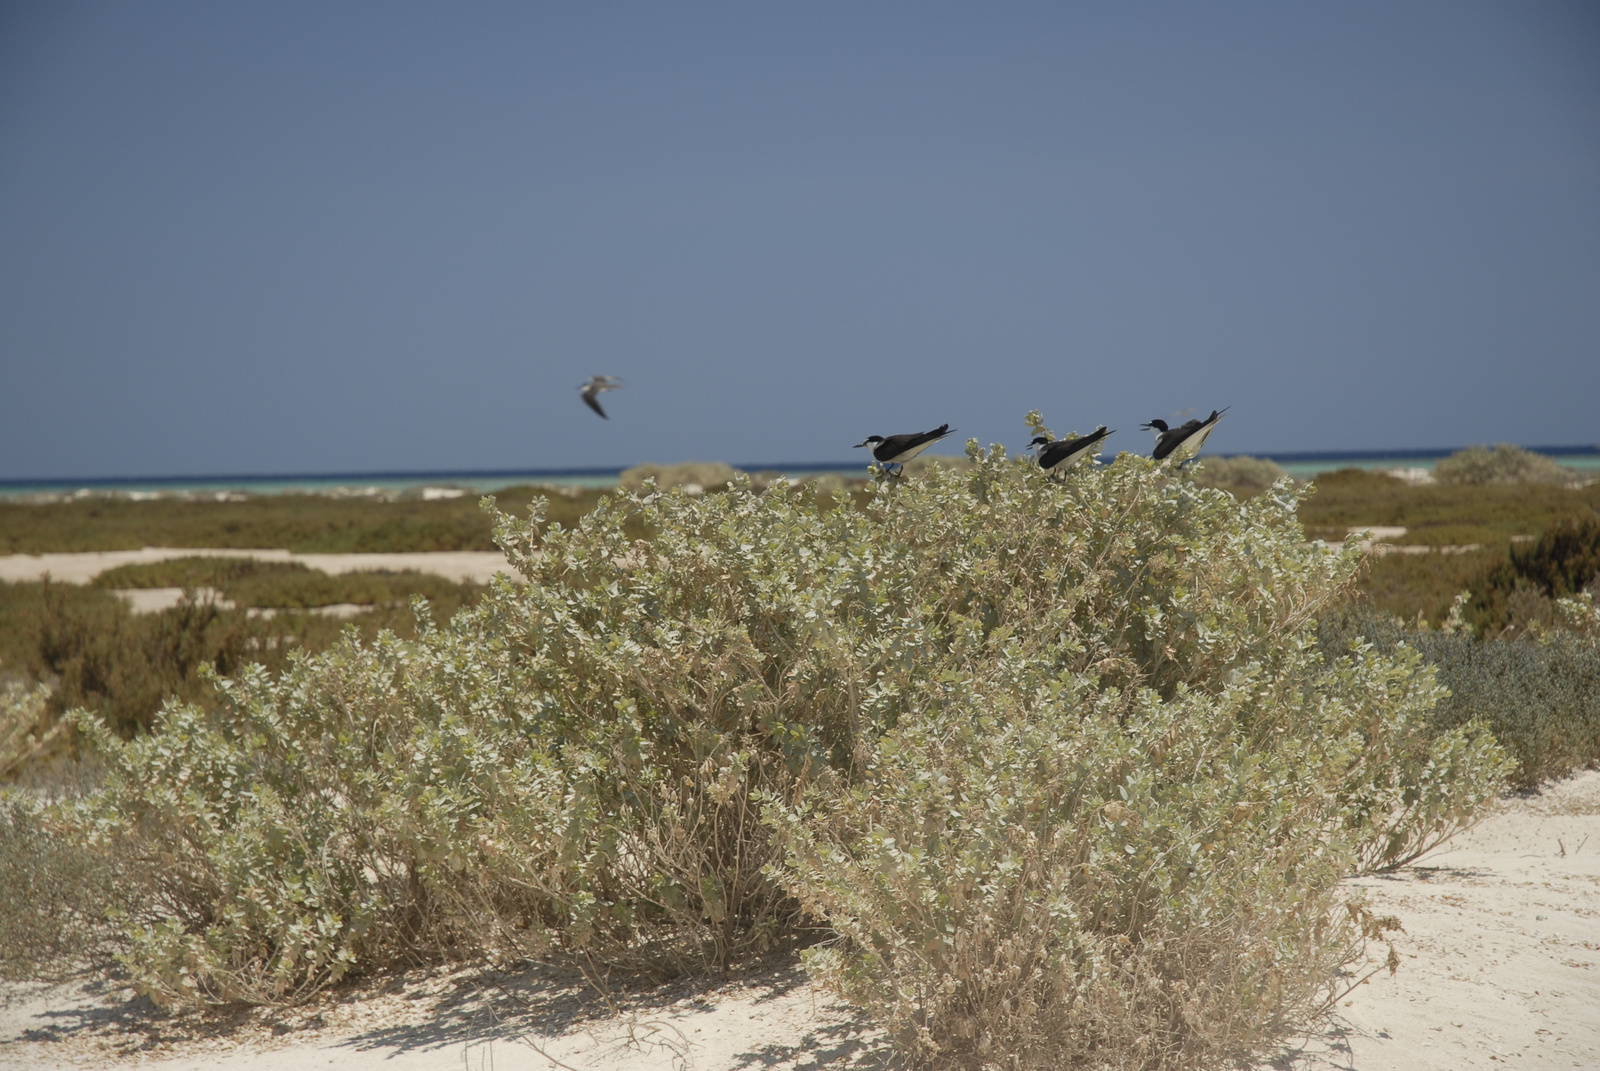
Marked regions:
[1041,425,1110,468]
[1152,419,1201,460]
[901,423,951,450]
[874,424,951,460]
[582,392,608,419]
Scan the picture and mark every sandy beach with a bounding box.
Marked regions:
[2,769,1595,1070]
[0,548,521,588]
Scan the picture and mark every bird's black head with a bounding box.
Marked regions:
[1141,419,1169,433]
[1030,435,1052,446]
[854,436,885,448]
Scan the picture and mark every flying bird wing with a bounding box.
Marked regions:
[579,375,624,418]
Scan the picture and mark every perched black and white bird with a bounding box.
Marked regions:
[854,423,954,475]
[1142,408,1228,464]
[579,375,625,418]
[1030,425,1113,477]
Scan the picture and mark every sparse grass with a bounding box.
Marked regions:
[619,461,744,492]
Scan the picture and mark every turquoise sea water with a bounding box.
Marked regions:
[2,449,1597,499]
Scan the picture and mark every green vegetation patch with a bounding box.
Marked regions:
[92,555,482,609]
[0,569,484,736]
[1464,517,1600,636]
[1361,547,1508,626]
[1300,467,1600,547]
[0,486,604,554]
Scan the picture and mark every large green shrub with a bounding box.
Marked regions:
[27,437,1508,1070]
[766,444,1506,1069]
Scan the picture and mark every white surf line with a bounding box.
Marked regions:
[0,548,523,587]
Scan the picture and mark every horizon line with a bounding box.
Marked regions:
[3,443,1599,489]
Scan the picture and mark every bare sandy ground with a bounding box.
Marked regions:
[1269,767,1600,1071]
[3,771,1596,1071]
[0,548,520,587]
[0,963,888,1071]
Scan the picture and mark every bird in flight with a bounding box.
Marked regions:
[1142,408,1228,464]
[579,375,625,418]
[1031,425,1113,477]
[854,423,954,476]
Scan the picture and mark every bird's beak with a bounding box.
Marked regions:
[853,440,871,449]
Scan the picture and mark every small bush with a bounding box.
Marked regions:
[618,461,743,492]
[1192,455,1290,496]
[1464,518,1600,636]
[0,790,127,981]
[29,581,272,736]
[1434,444,1580,486]
[1319,606,1600,789]
[0,678,61,778]
[1509,518,1600,599]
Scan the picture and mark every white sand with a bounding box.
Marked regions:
[0,964,885,1071]
[3,773,1596,1071]
[0,548,521,587]
[105,589,377,617]
[1267,768,1600,1070]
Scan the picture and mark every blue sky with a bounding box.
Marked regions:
[1,2,1597,479]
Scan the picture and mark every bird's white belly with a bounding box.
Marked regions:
[1175,423,1215,459]
[888,440,937,463]
[1050,449,1091,471]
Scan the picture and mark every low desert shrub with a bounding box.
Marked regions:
[29,432,1508,1070]
[28,581,272,736]
[1319,606,1600,789]
[0,569,486,746]
[618,461,743,492]
[1296,467,1600,548]
[0,678,61,778]
[1434,444,1579,486]
[1464,517,1600,636]
[94,556,482,610]
[1191,455,1290,496]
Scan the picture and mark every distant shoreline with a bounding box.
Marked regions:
[3,445,1598,498]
